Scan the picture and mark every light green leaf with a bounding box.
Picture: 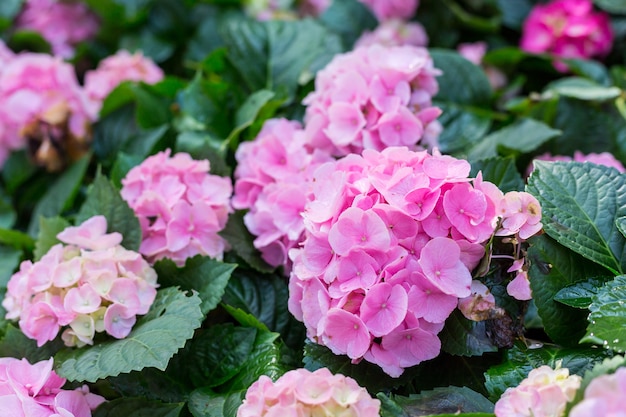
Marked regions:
[54,287,203,382]
[617,216,626,240]
[582,275,626,351]
[27,155,90,237]
[34,216,70,261]
[93,398,184,417]
[554,276,613,309]
[527,161,626,275]
[547,77,621,101]
[0,229,35,251]
[76,171,142,252]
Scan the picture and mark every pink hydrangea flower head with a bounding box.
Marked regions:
[2,216,159,347]
[0,52,95,168]
[520,0,613,71]
[0,357,105,416]
[494,365,581,417]
[121,149,233,266]
[358,0,419,21]
[302,44,442,156]
[84,50,164,114]
[237,368,380,417]
[15,0,100,58]
[289,147,514,376]
[356,19,428,48]
[570,367,626,416]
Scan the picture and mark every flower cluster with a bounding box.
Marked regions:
[302,44,442,157]
[288,146,543,376]
[121,150,233,266]
[15,0,99,58]
[232,118,332,271]
[2,216,159,347]
[237,368,380,417]
[520,0,613,71]
[0,357,105,417]
[570,366,626,416]
[84,50,165,114]
[494,365,581,417]
[355,19,429,48]
[359,0,419,21]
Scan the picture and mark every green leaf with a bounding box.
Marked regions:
[99,82,136,119]
[582,275,626,351]
[594,0,626,13]
[564,59,611,86]
[76,171,142,252]
[123,124,169,159]
[54,287,203,382]
[527,161,626,274]
[469,157,524,192]
[385,387,494,416]
[554,276,613,309]
[440,310,498,356]
[617,216,626,240]
[176,72,220,130]
[0,186,15,229]
[547,77,621,101]
[93,398,184,417]
[0,245,21,287]
[468,118,561,160]
[496,0,532,29]
[110,153,144,188]
[185,324,257,388]
[430,49,493,154]
[219,210,274,273]
[225,89,276,149]
[92,105,140,166]
[34,216,70,261]
[484,343,612,402]
[0,229,35,251]
[175,131,231,178]
[2,151,36,194]
[108,367,192,403]
[577,355,626,395]
[188,388,245,417]
[27,155,90,237]
[220,18,342,101]
[0,324,65,363]
[528,235,608,346]
[131,84,172,128]
[318,0,377,49]
[154,256,235,316]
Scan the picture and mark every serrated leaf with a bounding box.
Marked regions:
[76,171,142,252]
[54,287,203,382]
[34,216,70,261]
[440,310,498,356]
[484,343,611,402]
[154,256,235,315]
[388,387,494,416]
[528,235,607,345]
[527,161,626,275]
[554,276,613,308]
[27,154,90,237]
[582,275,626,351]
[93,397,184,417]
[470,157,524,193]
[219,211,274,273]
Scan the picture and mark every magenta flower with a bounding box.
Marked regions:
[520,0,613,71]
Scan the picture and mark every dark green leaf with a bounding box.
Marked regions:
[176,72,219,130]
[0,245,21,287]
[0,186,15,229]
[123,124,169,159]
[0,229,35,251]
[2,151,36,194]
[0,324,64,363]
[219,210,274,273]
[226,89,276,149]
[582,275,626,351]
[27,155,90,237]
[470,157,524,192]
[528,235,608,346]
[93,398,184,417]
[175,131,231,178]
[496,0,531,29]
[99,82,136,119]
[110,153,144,188]
[154,256,235,315]
[54,287,203,382]
[34,216,70,261]
[92,105,139,165]
[318,0,377,49]
[387,387,494,416]
[132,84,172,128]
[440,310,498,356]
[528,161,626,274]
[188,388,244,417]
[76,171,142,252]
[554,276,613,309]
[108,367,192,403]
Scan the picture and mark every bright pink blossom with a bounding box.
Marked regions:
[495,365,581,417]
[520,0,613,72]
[570,367,626,417]
[15,0,99,58]
[121,149,232,265]
[0,357,104,416]
[2,216,158,347]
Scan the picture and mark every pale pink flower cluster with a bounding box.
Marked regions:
[121,150,233,266]
[358,0,419,21]
[520,0,613,71]
[0,49,96,168]
[355,19,429,48]
[494,365,581,417]
[237,368,380,417]
[2,216,159,347]
[302,44,443,157]
[531,151,626,174]
[15,0,100,59]
[232,119,332,270]
[288,146,543,376]
[84,50,164,113]
[0,357,105,417]
[570,367,626,416]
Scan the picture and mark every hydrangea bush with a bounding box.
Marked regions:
[0,0,624,416]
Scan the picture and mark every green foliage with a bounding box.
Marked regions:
[554,276,614,309]
[318,0,377,49]
[33,216,70,260]
[381,387,494,416]
[546,77,621,101]
[0,324,65,363]
[219,210,274,273]
[469,157,524,192]
[187,389,244,417]
[93,398,184,417]
[582,275,626,352]
[0,245,21,287]
[440,310,498,357]
[54,287,203,382]
[594,0,626,13]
